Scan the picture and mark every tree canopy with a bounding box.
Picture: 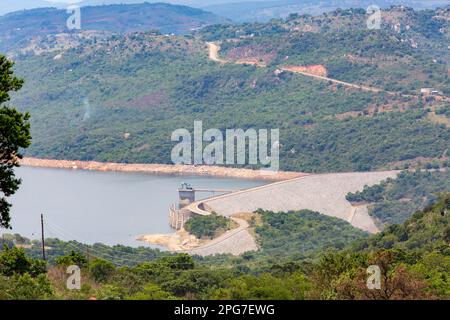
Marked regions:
[0,55,31,228]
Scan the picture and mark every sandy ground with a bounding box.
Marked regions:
[20,157,305,181]
[137,217,254,256]
[207,42,228,63]
[137,229,201,251]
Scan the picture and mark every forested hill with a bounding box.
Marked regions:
[352,193,449,253]
[8,6,450,173]
[0,3,227,54]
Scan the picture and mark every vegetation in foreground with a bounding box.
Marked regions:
[0,194,448,300]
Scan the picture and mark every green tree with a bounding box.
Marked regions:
[0,274,53,300]
[55,251,88,268]
[0,246,46,277]
[125,283,177,300]
[95,284,124,300]
[89,258,115,283]
[184,213,230,239]
[0,55,31,229]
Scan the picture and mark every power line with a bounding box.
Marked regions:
[41,215,311,271]
[42,218,246,269]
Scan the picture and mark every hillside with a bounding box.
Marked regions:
[0,1,249,16]
[253,209,368,259]
[353,193,449,253]
[6,6,450,173]
[201,6,449,95]
[0,3,226,55]
[346,170,450,227]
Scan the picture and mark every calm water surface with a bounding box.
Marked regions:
[4,167,266,247]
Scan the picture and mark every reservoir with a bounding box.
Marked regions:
[5,167,266,247]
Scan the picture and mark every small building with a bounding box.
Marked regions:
[431,90,443,96]
[420,88,443,96]
[420,88,433,94]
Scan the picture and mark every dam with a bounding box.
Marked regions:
[169,183,237,229]
[171,170,399,234]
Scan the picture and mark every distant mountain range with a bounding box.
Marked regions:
[2,0,448,22]
[204,0,450,22]
[0,0,265,16]
[0,2,227,54]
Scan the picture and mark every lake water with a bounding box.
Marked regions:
[4,167,266,247]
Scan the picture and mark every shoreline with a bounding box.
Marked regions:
[20,157,306,181]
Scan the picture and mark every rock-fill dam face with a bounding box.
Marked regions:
[186,171,399,234]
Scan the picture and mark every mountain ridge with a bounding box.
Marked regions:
[0,2,227,55]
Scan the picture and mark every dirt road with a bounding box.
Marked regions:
[182,217,258,256]
[207,42,227,64]
[279,66,385,93]
[207,41,397,95]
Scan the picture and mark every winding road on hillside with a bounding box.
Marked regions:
[207,42,399,95]
[207,42,228,64]
[183,217,258,256]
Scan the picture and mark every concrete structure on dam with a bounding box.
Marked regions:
[181,170,399,234]
[169,183,237,230]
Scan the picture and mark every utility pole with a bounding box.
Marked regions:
[41,214,46,261]
[86,245,90,267]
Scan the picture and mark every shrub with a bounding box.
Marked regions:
[184,213,230,239]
